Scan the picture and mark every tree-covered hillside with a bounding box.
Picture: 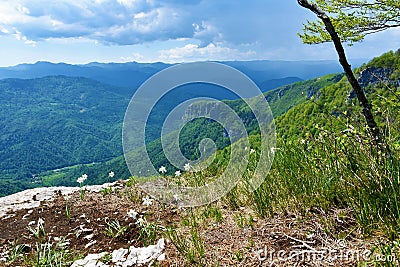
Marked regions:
[277,50,400,139]
[71,50,399,188]
[36,70,344,188]
[2,51,398,197]
[0,76,129,195]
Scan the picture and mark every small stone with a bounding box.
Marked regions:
[59,240,70,248]
[112,248,128,263]
[157,253,166,261]
[85,252,108,261]
[85,240,97,249]
[125,238,165,265]
[71,252,108,267]
[84,234,94,240]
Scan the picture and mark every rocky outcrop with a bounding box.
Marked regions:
[357,67,393,88]
[183,100,250,140]
[183,101,227,123]
[0,182,121,218]
[348,67,399,100]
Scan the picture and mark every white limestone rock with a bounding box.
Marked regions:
[70,252,108,267]
[112,248,128,263]
[124,238,165,266]
[71,238,166,267]
[0,182,118,218]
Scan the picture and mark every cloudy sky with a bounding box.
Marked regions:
[0,0,398,66]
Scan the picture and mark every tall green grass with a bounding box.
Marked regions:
[230,118,400,238]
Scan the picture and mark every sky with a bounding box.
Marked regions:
[0,0,399,67]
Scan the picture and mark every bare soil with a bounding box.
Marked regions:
[0,182,373,266]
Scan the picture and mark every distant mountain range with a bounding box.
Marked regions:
[0,59,366,93]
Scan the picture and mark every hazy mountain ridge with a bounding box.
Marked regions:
[0,59,366,92]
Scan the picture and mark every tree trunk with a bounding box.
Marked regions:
[297,0,383,145]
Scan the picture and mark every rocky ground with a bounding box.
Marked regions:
[0,180,379,266]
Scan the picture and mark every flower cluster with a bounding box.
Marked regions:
[126,209,148,232]
[127,209,138,219]
[77,174,88,184]
[142,196,154,206]
[184,163,191,171]
[156,162,195,180]
[159,166,166,174]
[157,162,192,177]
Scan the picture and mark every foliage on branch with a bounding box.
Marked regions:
[299,0,400,44]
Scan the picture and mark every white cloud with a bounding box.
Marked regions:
[0,0,290,49]
[117,0,142,8]
[0,0,199,45]
[159,43,257,62]
[193,21,222,47]
[120,52,145,62]
[0,0,398,64]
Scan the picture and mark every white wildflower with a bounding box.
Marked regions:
[183,163,191,172]
[270,147,280,154]
[159,166,166,174]
[77,174,87,184]
[250,148,256,154]
[127,209,138,219]
[173,194,180,201]
[142,196,153,206]
[175,170,181,177]
[136,216,146,226]
[109,171,115,178]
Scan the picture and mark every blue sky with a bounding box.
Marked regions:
[0,0,398,66]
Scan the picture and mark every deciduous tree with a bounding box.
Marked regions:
[297,0,400,146]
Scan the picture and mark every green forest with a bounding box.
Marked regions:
[1,50,399,199]
[0,51,400,199]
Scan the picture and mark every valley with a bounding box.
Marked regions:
[0,59,351,196]
[0,50,399,266]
